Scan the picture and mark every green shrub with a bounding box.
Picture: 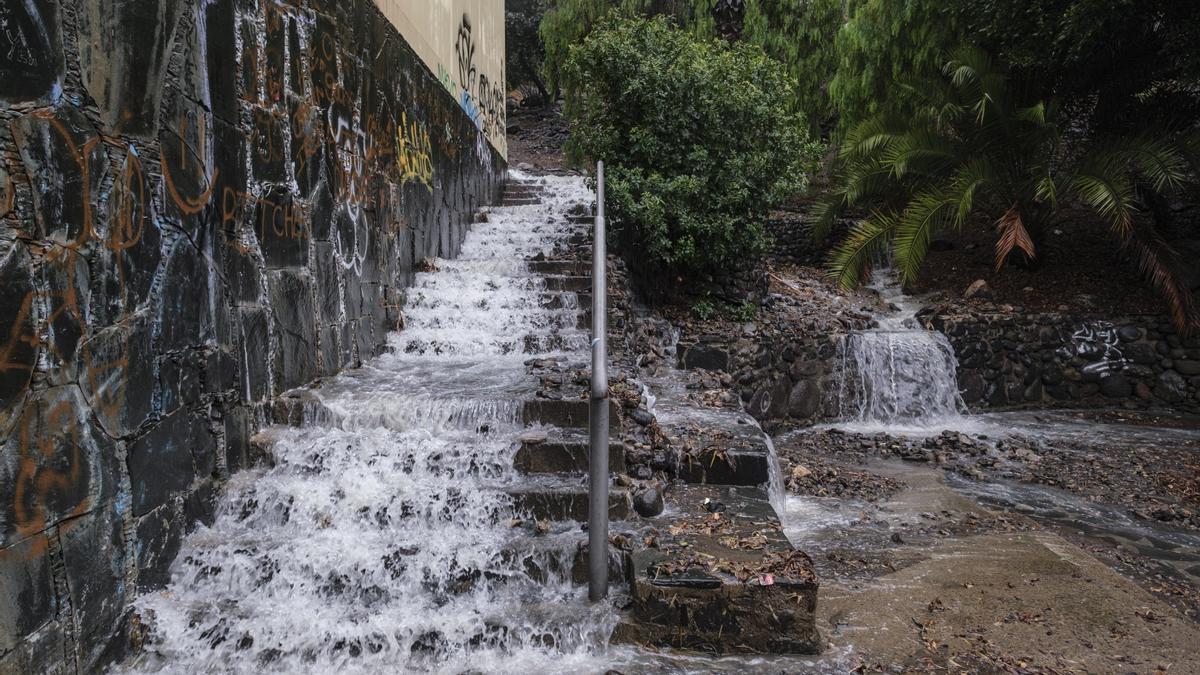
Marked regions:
[562,15,819,281]
[731,301,758,322]
[691,298,717,321]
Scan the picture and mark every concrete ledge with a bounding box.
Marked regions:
[613,484,821,654]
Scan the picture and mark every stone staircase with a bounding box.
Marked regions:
[124,172,819,672]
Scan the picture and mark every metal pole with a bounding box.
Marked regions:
[588,161,610,602]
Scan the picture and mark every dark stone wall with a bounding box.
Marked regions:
[677,331,845,429]
[926,313,1200,412]
[0,0,504,671]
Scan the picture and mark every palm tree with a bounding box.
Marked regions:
[816,47,1199,334]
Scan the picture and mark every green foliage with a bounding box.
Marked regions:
[507,0,551,98]
[828,0,962,132]
[541,0,839,131]
[820,48,1199,332]
[563,15,818,278]
[692,298,718,321]
[731,301,759,322]
[540,0,708,98]
[741,0,843,132]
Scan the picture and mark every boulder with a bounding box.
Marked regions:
[1099,374,1132,399]
[633,484,665,518]
[683,344,730,372]
[963,279,991,300]
[1173,360,1200,376]
[787,380,822,420]
[1154,371,1187,403]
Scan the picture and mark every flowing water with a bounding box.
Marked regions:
[834,271,966,432]
[788,271,1200,604]
[125,174,626,674]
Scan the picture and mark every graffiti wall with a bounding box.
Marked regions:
[375,0,507,157]
[0,0,504,671]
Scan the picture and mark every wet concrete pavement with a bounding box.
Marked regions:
[779,455,1200,673]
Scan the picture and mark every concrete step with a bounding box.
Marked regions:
[611,483,821,654]
[509,484,633,522]
[528,259,591,276]
[673,442,773,487]
[499,529,628,585]
[542,275,592,293]
[514,428,625,474]
[522,398,620,430]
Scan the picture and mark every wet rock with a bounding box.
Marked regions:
[1174,360,1200,376]
[682,344,730,372]
[787,380,821,419]
[1117,326,1143,342]
[963,279,991,300]
[631,408,654,426]
[633,485,665,518]
[1099,374,1132,399]
[1154,371,1187,403]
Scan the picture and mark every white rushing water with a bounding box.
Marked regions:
[834,271,966,432]
[126,173,625,674]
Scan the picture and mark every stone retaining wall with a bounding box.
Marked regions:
[0,0,503,671]
[677,331,845,428]
[925,312,1200,412]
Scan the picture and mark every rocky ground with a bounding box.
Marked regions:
[779,423,1200,532]
[506,103,574,174]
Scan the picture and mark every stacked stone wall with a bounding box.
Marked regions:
[926,313,1200,412]
[0,0,503,670]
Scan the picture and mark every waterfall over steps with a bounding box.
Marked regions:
[835,271,967,430]
[125,173,618,674]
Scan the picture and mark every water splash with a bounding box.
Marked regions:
[125,173,624,674]
[834,271,966,431]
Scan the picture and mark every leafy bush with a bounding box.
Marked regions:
[818,48,1200,333]
[563,15,818,280]
[691,299,717,321]
[541,0,839,132]
[731,301,759,322]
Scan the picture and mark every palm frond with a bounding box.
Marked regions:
[993,203,1037,272]
[1120,138,1190,193]
[1071,173,1135,235]
[883,128,960,180]
[1033,172,1059,209]
[1014,103,1046,125]
[827,210,900,290]
[946,158,995,225]
[894,191,953,284]
[1124,224,1200,336]
[810,189,848,243]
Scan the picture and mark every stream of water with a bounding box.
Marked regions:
[125,174,629,674]
[834,272,966,433]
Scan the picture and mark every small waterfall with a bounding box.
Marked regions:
[836,271,966,429]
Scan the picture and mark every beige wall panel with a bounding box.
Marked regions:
[375,0,507,158]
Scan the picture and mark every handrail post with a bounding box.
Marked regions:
[588,161,610,602]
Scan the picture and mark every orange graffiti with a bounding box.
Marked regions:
[220,186,308,254]
[109,147,146,251]
[162,114,219,216]
[251,107,285,167]
[12,398,90,547]
[291,101,321,178]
